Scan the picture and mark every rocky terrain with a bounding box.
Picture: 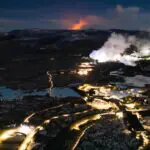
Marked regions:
[0,29,149,150]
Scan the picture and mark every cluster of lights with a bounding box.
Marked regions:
[78,84,144,100]
[0,128,18,144]
[70,114,101,131]
[88,99,118,110]
[0,78,148,150]
[0,124,34,144]
[77,62,94,76]
[18,125,44,150]
[77,68,93,76]
[78,62,93,68]
[136,131,149,150]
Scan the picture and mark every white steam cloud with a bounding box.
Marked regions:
[89,33,150,66]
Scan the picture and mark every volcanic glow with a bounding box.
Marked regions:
[71,19,87,30]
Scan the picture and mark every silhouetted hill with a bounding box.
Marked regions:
[0,29,150,64]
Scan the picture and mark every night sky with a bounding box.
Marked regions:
[0,0,150,31]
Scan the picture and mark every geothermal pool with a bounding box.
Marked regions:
[0,87,81,100]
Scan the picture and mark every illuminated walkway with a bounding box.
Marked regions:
[0,84,149,150]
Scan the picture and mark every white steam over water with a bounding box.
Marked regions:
[90,33,150,66]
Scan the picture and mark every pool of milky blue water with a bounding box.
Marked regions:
[0,87,81,100]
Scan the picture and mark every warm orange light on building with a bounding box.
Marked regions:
[71,19,87,30]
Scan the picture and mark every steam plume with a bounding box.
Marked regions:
[90,33,150,66]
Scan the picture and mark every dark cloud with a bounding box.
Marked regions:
[0,19,18,25]
[104,5,150,30]
[0,2,150,31]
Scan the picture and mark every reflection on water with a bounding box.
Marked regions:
[124,75,150,87]
[0,87,81,100]
[50,87,81,98]
[110,71,150,88]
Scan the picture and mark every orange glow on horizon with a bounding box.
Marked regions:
[71,19,87,30]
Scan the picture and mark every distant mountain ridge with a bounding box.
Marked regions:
[0,29,150,64]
